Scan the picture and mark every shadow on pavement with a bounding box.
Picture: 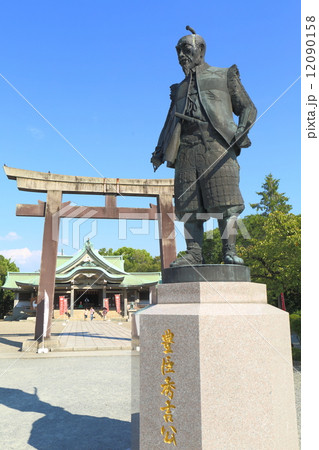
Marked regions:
[0,336,23,349]
[59,332,130,341]
[0,387,130,450]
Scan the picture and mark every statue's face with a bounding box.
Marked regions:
[176,35,203,75]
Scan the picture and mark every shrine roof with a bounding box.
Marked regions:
[56,253,124,270]
[55,266,125,283]
[56,256,72,267]
[2,272,40,290]
[2,241,160,290]
[55,240,126,275]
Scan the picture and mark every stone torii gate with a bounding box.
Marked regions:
[3,166,176,341]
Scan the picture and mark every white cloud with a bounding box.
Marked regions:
[27,126,44,140]
[0,248,42,271]
[0,232,22,241]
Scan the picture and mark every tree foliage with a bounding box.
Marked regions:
[250,173,292,216]
[99,247,161,272]
[0,255,20,319]
[203,228,223,264]
[290,311,301,338]
[237,212,301,311]
[203,174,300,313]
[0,255,19,284]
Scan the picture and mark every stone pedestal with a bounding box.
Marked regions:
[162,264,251,284]
[137,281,298,449]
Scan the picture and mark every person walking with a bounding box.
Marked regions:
[90,307,95,321]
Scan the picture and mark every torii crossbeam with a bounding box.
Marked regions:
[4,166,176,340]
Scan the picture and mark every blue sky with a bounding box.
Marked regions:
[0,0,300,271]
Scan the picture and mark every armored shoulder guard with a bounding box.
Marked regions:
[228,64,240,81]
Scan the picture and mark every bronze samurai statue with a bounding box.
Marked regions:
[151,26,257,267]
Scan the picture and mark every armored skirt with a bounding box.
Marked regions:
[174,124,244,221]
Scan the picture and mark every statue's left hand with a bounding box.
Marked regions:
[234,126,246,146]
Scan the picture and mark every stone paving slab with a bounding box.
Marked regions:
[57,320,132,351]
[0,353,133,449]
[0,319,132,353]
[0,319,65,353]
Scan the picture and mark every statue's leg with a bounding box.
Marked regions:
[170,219,204,267]
[218,213,244,265]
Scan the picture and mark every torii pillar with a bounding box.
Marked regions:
[35,190,62,340]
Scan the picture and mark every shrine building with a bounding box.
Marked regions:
[2,241,161,320]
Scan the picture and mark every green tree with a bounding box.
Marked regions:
[202,212,269,265]
[99,247,161,272]
[238,212,301,312]
[239,174,299,311]
[202,228,223,264]
[290,311,301,338]
[250,173,292,216]
[98,247,114,256]
[203,174,300,312]
[0,255,20,319]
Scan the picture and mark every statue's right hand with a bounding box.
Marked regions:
[150,155,162,172]
[151,147,163,172]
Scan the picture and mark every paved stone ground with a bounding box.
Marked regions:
[0,319,131,353]
[0,351,133,449]
[58,320,131,351]
[0,319,65,353]
[0,320,301,448]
